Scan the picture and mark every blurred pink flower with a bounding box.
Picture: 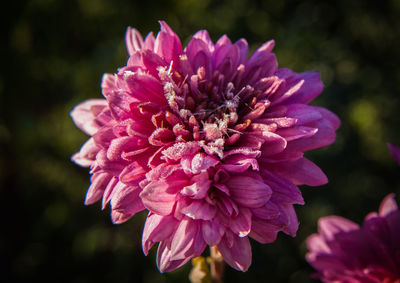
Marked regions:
[71,21,340,272]
[306,194,400,283]
[388,143,400,165]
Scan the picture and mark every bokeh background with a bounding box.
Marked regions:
[2,0,400,282]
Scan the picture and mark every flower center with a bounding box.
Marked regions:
[157,61,259,149]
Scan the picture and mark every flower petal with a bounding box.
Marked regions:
[142,213,178,255]
[227,173,272,208]
[217,232,252,272]
[110,184,145,224]
[70,99,108,135]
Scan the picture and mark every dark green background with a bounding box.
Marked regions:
[2,0,400,282]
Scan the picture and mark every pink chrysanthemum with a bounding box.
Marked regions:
[306,194,400,283]
[388,143,400,165]
[71,21,340,272]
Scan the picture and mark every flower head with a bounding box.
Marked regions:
[71,21,340,272]
[306,194,400,283]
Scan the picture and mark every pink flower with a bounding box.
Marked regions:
[388,143,400,165]
[306,194,400,283]
[71,21,340,272]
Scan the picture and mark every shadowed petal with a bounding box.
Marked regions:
[217,232,252,271]
[227,173,272,208]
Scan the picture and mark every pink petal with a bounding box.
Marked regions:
[142,213,178,255]
[275,126,318,142]
[314,106,341,130]
[266,157,328,186]
[180,200,217,220]
[125,27,144,55]
[252,202,280,220]
[317,216,359,242]
[140,179,180,215]
[217,232,252,271]
[119,161,147,185]
[71,138,100,167]
[110,184,145,224]
[107,136,148,161]
[70,99,108,135]
[201,220,224,246]
[229,207,252,237]
[148,128,175,146]
[221,154,259,173]
[156,240,191,273]
[101,177,119,209]
[279,203,299,236]
[162,141,201,161]
[186,38,212,78]
[85,172,112,205]
[193,30,214,52]
[190,152,220,174]
[181,172,212,199]
[124,71,166,104]
[154,21,183,64]
[305,233,331,254]
[227,173,272,208]
[286,118,337,151]
[278,70,324,104]
[285,104,323,125]
[234,38,249,64]
[249,217,281,244]
[170,218,206,261]
[379,193,398,216]
[260,169,304,205]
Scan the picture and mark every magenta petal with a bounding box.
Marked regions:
[181,172,211,199]
[227,173,272,208]
[162,142,201,161]
[125,27,144,55]
[156,240,191,273]
[72,138,100,167]
[110,184,145,224]
[282,71,324,104]
[190,153,219,174]
[287,118,337,151]
[142,213,178,255]
[154,21,183,64]
[267,157,328,186]
[249,217,280,244]
[221,154,259,173]
[169,218,206,261]
[101,176,118,209]
[140,180,177,215]
[218,232,252,272]
[261,169,304,205]
[388,143,400,165]
[180,200,217,220]
[379,193,398,216]
[318,216,359,241]
[193,30,214,52]
[280,203,299,236]
[70,99,108,135]
[229,207,252,237]
[201,220,224,246]
[186,38,212,77]
[306,233,330,254]
[252,202,280,220]
[314,106,341,130]
[85,172,112,205]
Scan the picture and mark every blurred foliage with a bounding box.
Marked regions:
[1,0,400,282]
